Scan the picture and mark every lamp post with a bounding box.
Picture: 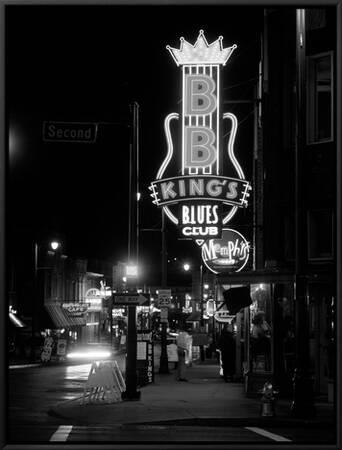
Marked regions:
[123,265,140,400]
[158,209,170,374]
[183,262,205,361]
[31,239,60,362]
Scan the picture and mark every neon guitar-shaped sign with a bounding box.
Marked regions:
[149,30,251,242]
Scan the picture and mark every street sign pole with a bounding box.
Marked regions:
[122,101,141,401]
[122,304,140,400]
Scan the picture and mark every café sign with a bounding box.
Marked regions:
[149,30,251,240]
[62,302,88,316]
[202,228,250,274]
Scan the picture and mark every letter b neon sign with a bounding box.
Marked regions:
[184,127,216,168]
[185,75,217,115]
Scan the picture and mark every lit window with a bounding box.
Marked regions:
[307,52,334,144]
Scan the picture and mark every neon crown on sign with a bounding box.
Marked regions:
[166,29,237,66]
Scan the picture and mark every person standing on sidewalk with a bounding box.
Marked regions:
[176,324,190,381]
[217,325,236,382]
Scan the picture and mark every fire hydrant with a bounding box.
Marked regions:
[259,381,278,417]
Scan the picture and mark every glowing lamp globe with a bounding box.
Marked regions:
[50,241,60,251]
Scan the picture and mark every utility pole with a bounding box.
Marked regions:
[122,102,141,401]
[30,241,38,362]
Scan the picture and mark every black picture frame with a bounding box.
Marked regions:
[1,1,341,450]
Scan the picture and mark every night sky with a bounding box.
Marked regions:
[6,5,263,284]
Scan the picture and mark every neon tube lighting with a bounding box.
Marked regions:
[157,113,179,180]
[223,112,245,179]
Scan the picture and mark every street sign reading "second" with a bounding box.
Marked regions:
[43,121,97,143]
[113,293,150,306]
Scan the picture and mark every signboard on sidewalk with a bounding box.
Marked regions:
[167,343,178,362]
[136,331,154,386]
[56,339,67,356]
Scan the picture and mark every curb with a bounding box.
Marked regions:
[9,363,42,369]
[135,416,335,428]
[47,406,335,429]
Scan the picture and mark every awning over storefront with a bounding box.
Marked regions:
[217,270,295,285]
[45,303,86,328]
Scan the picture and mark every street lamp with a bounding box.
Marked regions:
[181,261,205,361]
[183,263,190,272]
[50,241,60,251]
[31,239,61,361]
[122,263,141,400]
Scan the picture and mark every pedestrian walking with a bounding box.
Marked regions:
[217,325,236,382]
[176,324,190,381]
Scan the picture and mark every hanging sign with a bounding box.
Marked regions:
[149,30,251,241]
[214,310,235,323]
[202,228,250,274]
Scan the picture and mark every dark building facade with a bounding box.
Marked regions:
[262,6,336,398]
[217,7,337,404]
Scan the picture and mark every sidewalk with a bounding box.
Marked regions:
[49,360,334,428]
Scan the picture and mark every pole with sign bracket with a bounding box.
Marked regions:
[122,101,142,401]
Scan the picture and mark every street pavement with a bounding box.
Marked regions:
[48,358,334,430]
[8,354,336,443]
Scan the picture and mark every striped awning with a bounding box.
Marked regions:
[45,303,86,328]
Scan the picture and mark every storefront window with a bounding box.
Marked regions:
[250,284,272,372]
